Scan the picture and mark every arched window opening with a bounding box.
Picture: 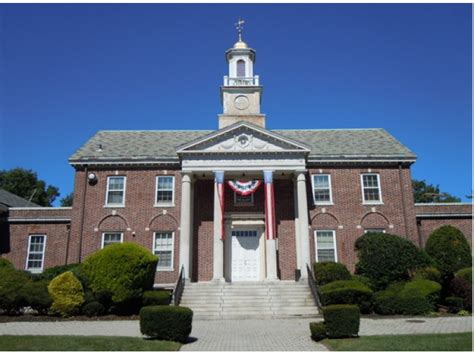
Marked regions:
[237,60,246,77]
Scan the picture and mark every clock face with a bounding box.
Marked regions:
[234,95,250,110]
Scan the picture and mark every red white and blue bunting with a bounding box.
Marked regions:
[227,180,262,196]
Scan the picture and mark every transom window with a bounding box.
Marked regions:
[234,192,254,205]
[361,174,382,203]
[154,232,174,270]
[26,235,46,272]
[156,176,175,205]
[315,230,337,262]
[237,59,246,77]
[102,232,123,248]
[232,230,258,238]
[106,176,126,206]
[312,174,333,204]
[364,229,386,234]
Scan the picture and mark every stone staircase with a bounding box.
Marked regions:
[180,281,319,320]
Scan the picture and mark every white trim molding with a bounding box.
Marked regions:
[155,175,175,207]
[25,234,47,273]
[360,173,383,205]
[311,173,334,205]
[153,231,175,271]
[105,176,126,207]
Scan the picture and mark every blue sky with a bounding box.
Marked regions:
[0,3,471,205]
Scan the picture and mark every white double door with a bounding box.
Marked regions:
[230,229,261,281]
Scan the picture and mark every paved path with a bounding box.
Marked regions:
[0,316,471,351]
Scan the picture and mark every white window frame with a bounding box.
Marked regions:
[101,232,123,249]
[105,176,126,207]
[25,234,47,273]
[314,230,338,262]
[364,229,386,234]
[155,176,175,207]
[360,173,383,205]
[153,231,175,271]
[311,174,333,205]
[234,192,254,206]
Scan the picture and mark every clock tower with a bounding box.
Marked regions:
[219,20,265,128]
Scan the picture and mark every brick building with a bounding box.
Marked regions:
[1,37,472,286]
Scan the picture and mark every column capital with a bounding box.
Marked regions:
[295,170,308,182]
[213,171,225,184]
[181,172,193,182]
[263,170,274,184]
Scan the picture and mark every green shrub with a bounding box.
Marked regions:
[142,290,171,306]
[373,282,406,315]
[0,257,14,269]
[454,267,472,284]
[309,321,327,342]
[83,243,158,305]
[41,263,81,280]
[355,232,431,290]
[425,226,471,281]
[351,275,373,289]
[319,280,373,314]
[412,267,442,284]
[322,304,360,339]
[445,296,464,314]
[140,305,193,343]
[48,271,85,316]
[449,277,472,311]
[400,279,441,306]
[21,280,52,315]
[313,262,351,286]
[82,301,105,317]
[0,268,30,315]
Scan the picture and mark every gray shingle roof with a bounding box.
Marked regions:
[69,128,416,164]
[0,189,40,208]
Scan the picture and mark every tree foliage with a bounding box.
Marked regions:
[60,192,74,207]
[0,168,60,207]
[412,179,461,203]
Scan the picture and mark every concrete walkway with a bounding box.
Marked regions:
[0,316,471,351]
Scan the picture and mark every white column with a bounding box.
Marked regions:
[213,171,225,282]
[264,170,278,281]
[296,171,311,278]
[293,176,301,277]
[179,172,193,280]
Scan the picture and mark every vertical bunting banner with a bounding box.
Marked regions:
[215,171,225,240]
[263,171,276,240]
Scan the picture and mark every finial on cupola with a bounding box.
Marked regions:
[235,19,245,42]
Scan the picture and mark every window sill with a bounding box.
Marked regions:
[362,202,384,206]
[314,202,334,206]
[157,268,174,272]
[154,203,175,208]
[26,269,43,274]
[104,204,125,208]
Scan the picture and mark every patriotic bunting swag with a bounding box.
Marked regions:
[227,180,262,196]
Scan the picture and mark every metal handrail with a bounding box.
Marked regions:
[306,263,322,309]
[173,265,185,306]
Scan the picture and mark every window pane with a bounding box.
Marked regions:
[108,191,124,204]
[103,233,122,247]
[109,177,124,190]
[156,251,172,268]
[363,175,378,188]
[364,188,380,201]
[237,60,245,77]
[317,249,335,262]
[157,190,173,202]
[158,177,173,190]
[314,175,329,188]
[314,189,330,202]
[27,235,45,270]
[317,232,335,249]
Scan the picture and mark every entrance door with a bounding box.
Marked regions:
[231,230,260,281]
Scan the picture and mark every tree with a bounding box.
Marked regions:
[60,192,74,207]
[412,179,461,203]
[0,168,60,207]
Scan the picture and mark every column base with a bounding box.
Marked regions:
[211,277,226,283]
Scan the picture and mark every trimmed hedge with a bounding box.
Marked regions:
[445,296,464,314]
[0,268,31,315]
[140,305,193,343]
[412,267,442,284]
[322,304,360,339]
[309,321,327,342]
[0,257,14,269]
[313,262,351,286]
[425,226,471,280]
[142,290,172,306]
[454,267,472,284]
[355,232,430,290]
[22,280,52,315]
[48,271,85,316]
[374,279,441,315]
[83,243,158,305]
[351,275,373,290]
[82,301,105,317]
[319,280,373,314]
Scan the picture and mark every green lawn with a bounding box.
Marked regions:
[322,332,472,351]
[0,335,181,351]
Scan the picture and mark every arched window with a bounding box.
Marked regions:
[237,60,246,77]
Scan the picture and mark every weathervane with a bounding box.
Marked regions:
[235,19,245,42]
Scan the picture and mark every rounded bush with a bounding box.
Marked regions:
[48,271,85,316]
[425,226,471,280]
[449,277,472,311]
[142,290,172,306]
[322,304,360,339]
[454,267,472,284]
[21,280,52,315]
[82,242,158,305]
[140,305,193,343]
[351,275,374,290]
[0,257,14,269]
[309,321,327,342]
[319,280,373,314]
[82,301,105,317]
[412,267,442,284]
[0,268,31,315]
[445,296,464,314]
[354,232,430,290]
[41,263,81,280]
[374,283,406,315]
[313,262,351,286]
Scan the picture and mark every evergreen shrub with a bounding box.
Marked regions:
[319,280,373,313]
[48,271,85,316]
[454,267,472,284]
[449,277,472,311]
[445,296,464,314]
[322,304,360,339]
[142,290,172,306]
[309,321,327,342]
[313,262,351,286]
[21,280,52,315]
[412,266,442,284]
[0,257,14,269]
[82,301,105,317]
[140,305,193,343]
[0,268,30,315]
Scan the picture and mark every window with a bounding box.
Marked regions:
[156,176,175,206]
[364,229,386,234]
[237,60,245,77]
[361,174,382,203]
[312,174,333,204]
[101,232,123,248]
[26,235,46,272]
[314,230,337,262]
[234,192,254,205]
[153,232,174,270]
[106,176,126,206]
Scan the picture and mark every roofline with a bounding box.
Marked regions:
[414,203,473,206]
[69,160,180,167]
[9,207,73,211]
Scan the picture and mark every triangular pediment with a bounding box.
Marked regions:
[177,121,311,155]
